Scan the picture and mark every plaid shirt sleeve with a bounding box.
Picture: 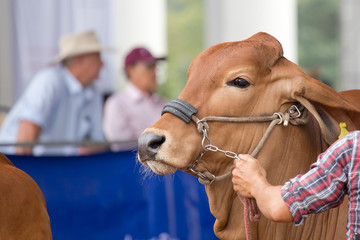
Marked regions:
[281,131,360,239]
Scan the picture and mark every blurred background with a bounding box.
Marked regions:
[0,0,360,239]
[1,0,359,109]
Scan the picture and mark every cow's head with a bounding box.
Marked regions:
[137,32,360,239]
[138,32,358,178]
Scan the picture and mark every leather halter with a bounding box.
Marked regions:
[162,98,307,185]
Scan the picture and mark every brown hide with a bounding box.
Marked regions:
[0,153,52,239]
[138,32,360,239]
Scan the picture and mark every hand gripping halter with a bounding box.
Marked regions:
[162,98,308,185]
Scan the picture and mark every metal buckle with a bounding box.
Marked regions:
[289,105,301,118]
[188,166,216,185]
[197,171,215,185]
[273,112,283,124]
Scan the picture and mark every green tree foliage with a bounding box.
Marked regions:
[298,0,339,88]
[158,0,204,99]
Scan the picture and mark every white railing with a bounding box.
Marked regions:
[0,139,138,149]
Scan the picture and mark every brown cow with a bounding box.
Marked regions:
[0,153,52,239]
[138,32,360,239]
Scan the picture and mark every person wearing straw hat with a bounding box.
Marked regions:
[103,47,167,151]
[0,30,108,156]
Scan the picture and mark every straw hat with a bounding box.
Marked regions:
[51,30,109,64]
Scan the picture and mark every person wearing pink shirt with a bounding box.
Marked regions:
[103,47,166,151]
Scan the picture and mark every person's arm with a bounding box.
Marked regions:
[78,145,107,155]
[16,120,42,155]
[231,154,293,222]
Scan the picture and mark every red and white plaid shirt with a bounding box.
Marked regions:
[281,131,360,240]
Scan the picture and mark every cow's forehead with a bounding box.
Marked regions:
[193,41,257,68]
[187,41,265,86]
[187,32,284,83]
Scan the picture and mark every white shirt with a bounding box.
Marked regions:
[103,82,166,151]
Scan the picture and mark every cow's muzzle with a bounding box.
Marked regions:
[138,99,197,162]
[138,133,165,161]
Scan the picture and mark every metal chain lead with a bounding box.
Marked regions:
[200,123,240,160]
[205,144,240,159]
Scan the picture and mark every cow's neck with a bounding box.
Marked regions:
[203,116,332,239]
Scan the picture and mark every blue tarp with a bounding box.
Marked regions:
[6,151,217,240]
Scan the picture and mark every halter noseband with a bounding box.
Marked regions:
[161,98,307,185]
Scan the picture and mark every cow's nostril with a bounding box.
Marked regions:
[148,136,165,151]
[138,133,166,160]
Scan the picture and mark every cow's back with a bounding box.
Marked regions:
[0,153,52,239]
[340,90,360,110]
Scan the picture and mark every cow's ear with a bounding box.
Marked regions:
[245,32,284,68]
[291,77,360,145]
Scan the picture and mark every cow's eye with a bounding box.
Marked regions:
[228,78,250,88]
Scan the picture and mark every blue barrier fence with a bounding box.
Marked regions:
[7,151,217,240]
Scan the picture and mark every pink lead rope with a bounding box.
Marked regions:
[237,194,262,240]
